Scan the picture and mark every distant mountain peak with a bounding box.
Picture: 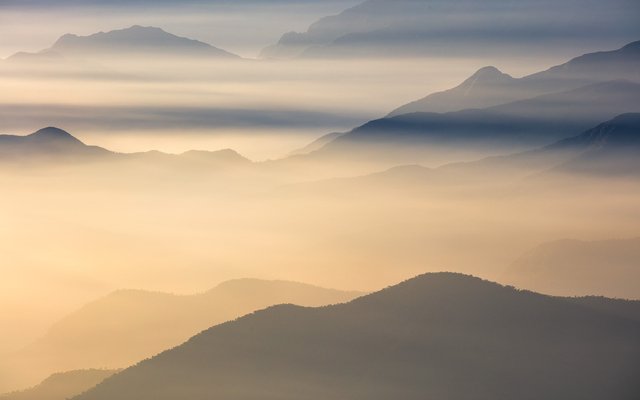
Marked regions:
[28,127,84,145]
[463,66,514,84]
[47,25,239,58]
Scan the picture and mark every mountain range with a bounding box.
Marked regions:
[0,127,250,168]
[289,41,640,167]
[284,113,640,204]
[71,273,640,400]
[261,0,640,59]
[6,25,238,62]
[440,113,640,180]
[389,40,640,116]
[0,279,360,394]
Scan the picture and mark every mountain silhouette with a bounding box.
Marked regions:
[504,237,640,299]
[72,273,640,400]
[435,113,640,180]
[261,0,640,59]
[390,66,519,115]
[0,370,118,400]
[281,113,640,199]
[548,113,640,175]
[304,81,640,166]
[0,127,109,161]
[389,40,640,116]
[8,26,238,61]
[1,279,361,394]
[0,127,253,168]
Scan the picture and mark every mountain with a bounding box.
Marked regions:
[73,273,640,400]
[303,81,640,167]
[0,370,118,400]
[504,237,640,299]
[389,40,640,116]
[1,279,361,394]
[0,127,110,161]
[282,113,640,200]
[548,113,640,175]
[8,26,238,61]
[261,0,640,59]
[0,127,252,168]
[390,66,521,115]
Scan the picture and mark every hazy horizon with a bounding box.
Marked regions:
[1,1,639,398]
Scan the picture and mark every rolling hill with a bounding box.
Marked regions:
[1,279,361,394]
[0,370,118,400]
[73,273,640,400]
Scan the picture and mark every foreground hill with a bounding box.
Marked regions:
[504,237,640,299]
[8,25,238,62]
[390,40,640,115]
[74,273,640,400]
[0,370,118,400]
[2,279,360,394]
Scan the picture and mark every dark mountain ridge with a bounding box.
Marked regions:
[76,273,640,400]
[72,272,640,400]
[1,279,360,395]
[306,80,640,166]
[0,127,109,160]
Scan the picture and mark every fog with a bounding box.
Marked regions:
[0,1,638,396]
[0,56,494,159]
[1,148,638,383]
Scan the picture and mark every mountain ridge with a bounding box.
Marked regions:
[72,272,640,400]
[7,25,239,62]
[0,127,252,166]
[389,40,640,116]
[1,278,362,394]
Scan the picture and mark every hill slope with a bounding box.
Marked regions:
[74,273,640,400]
[0,370,118,400]
[2,279,360,394]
